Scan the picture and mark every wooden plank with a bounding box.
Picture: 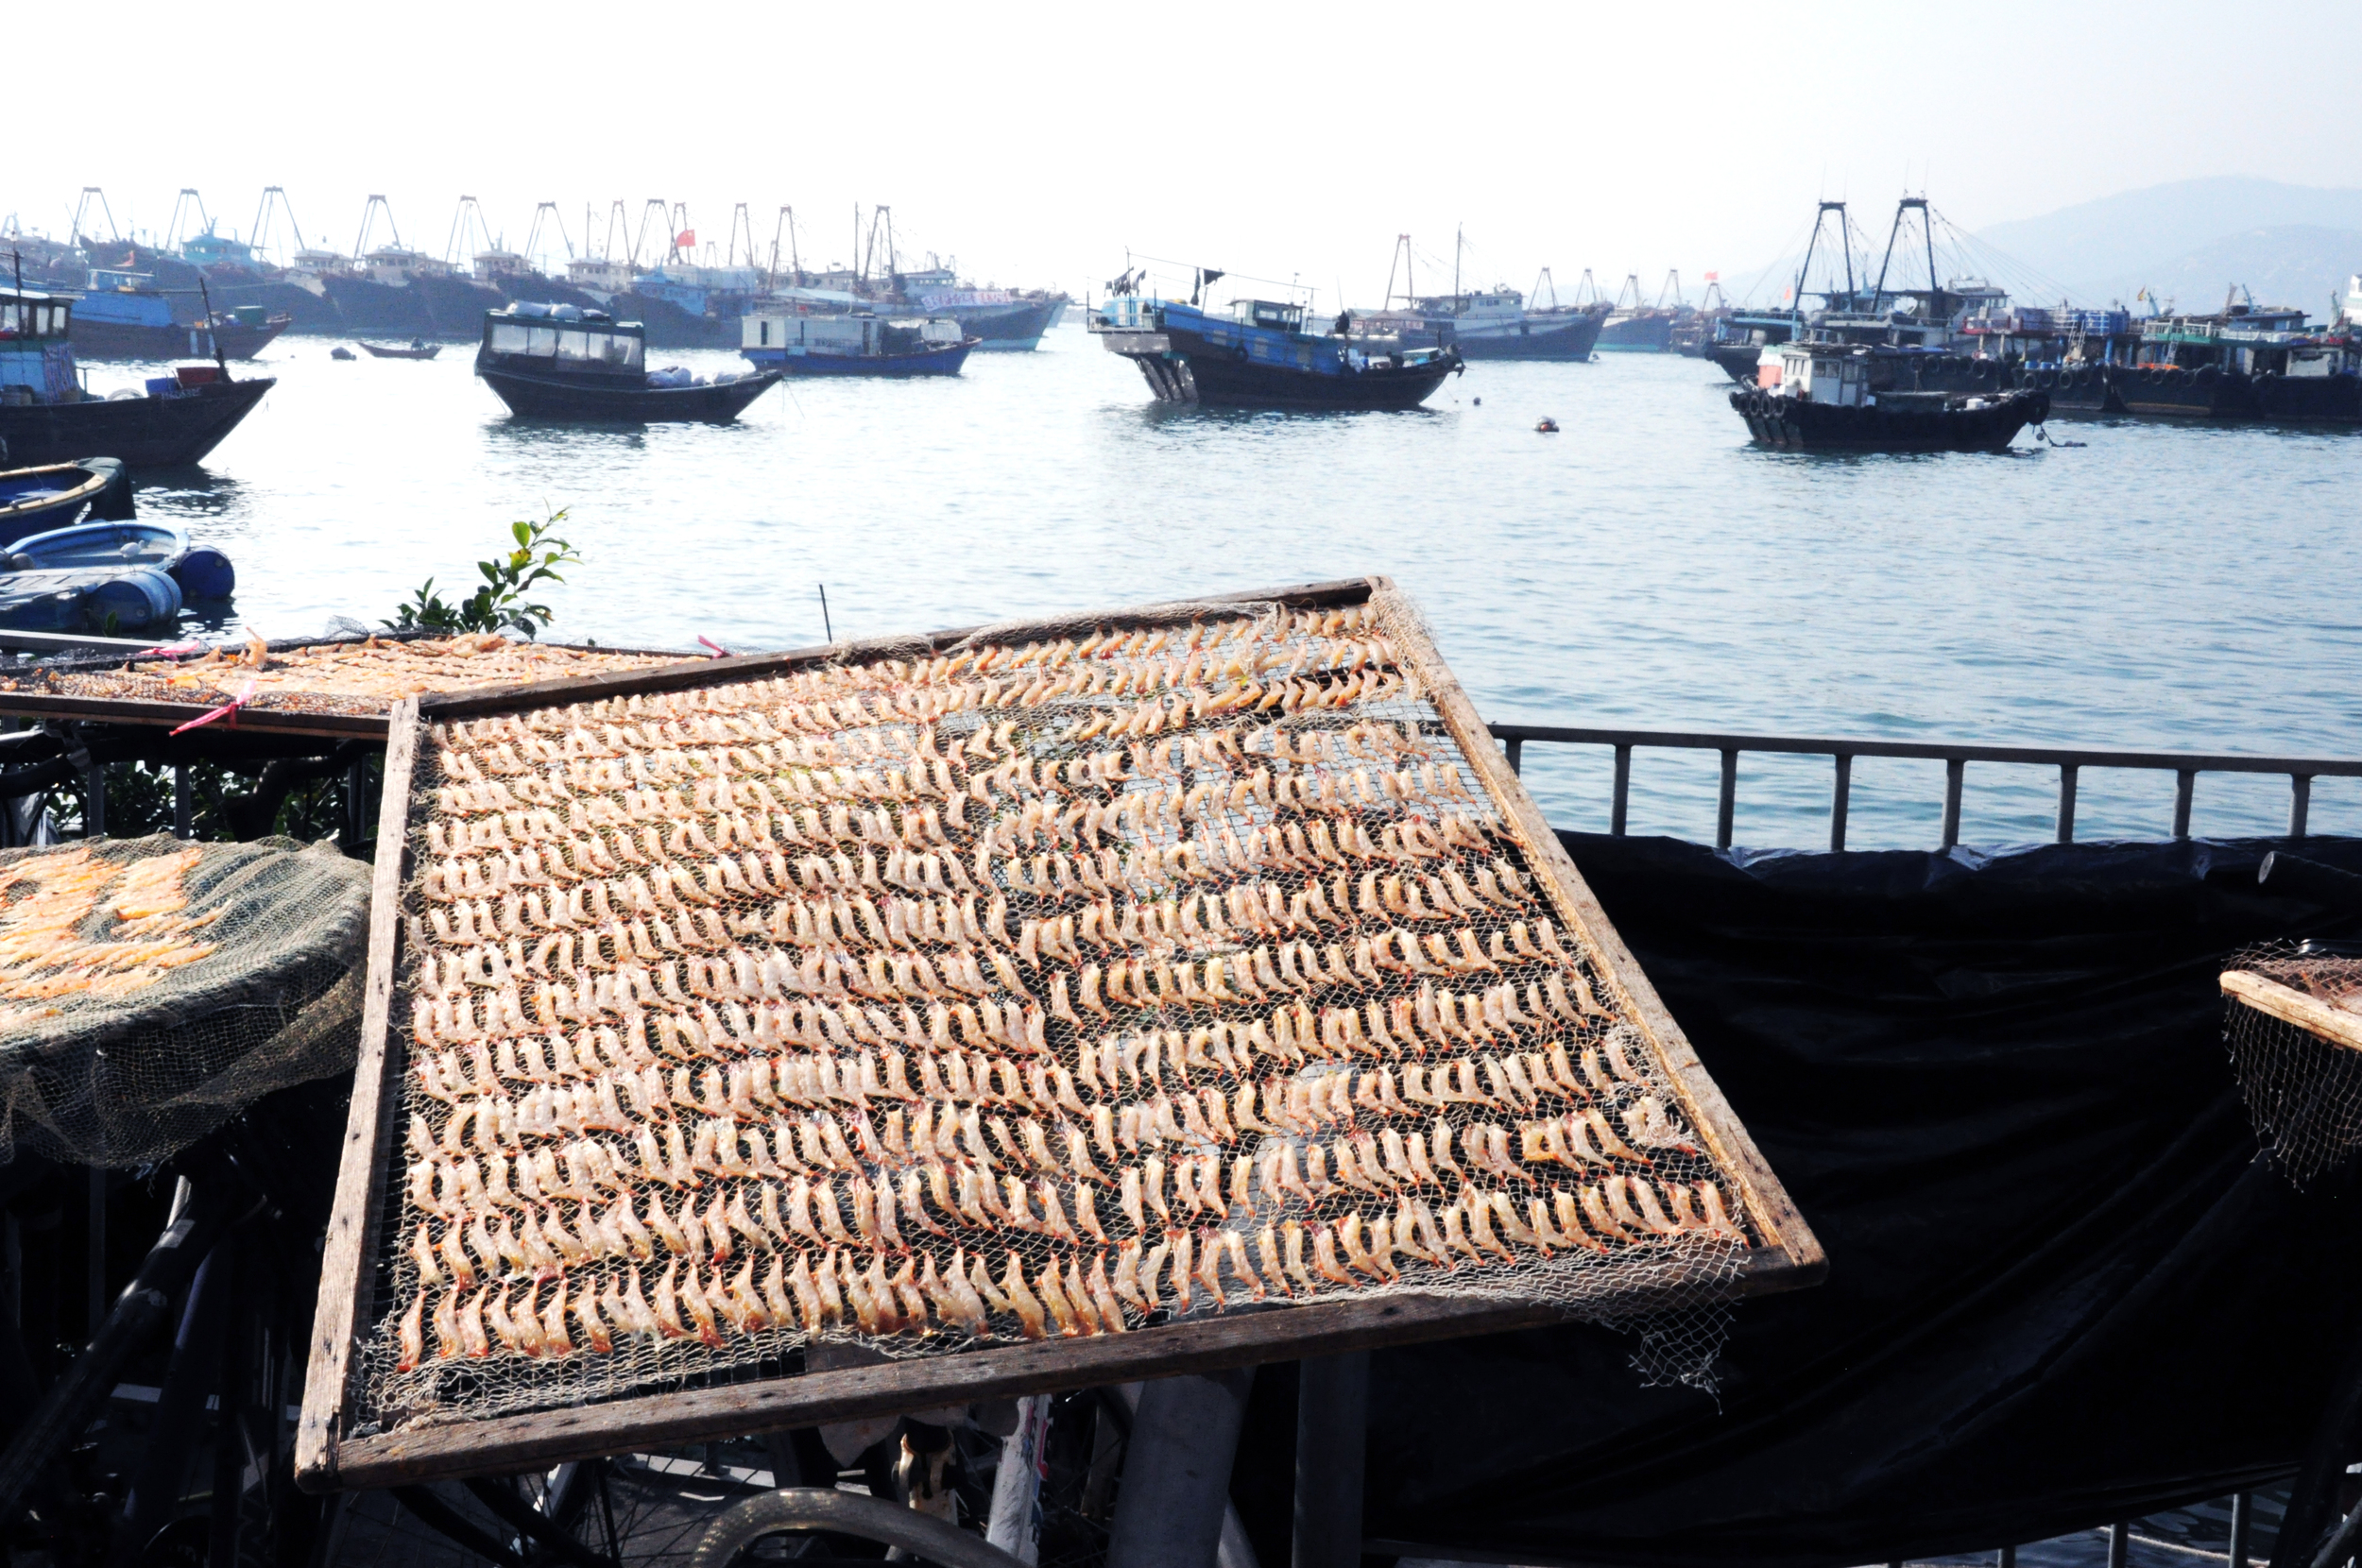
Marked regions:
[1372,581,1825,1284]
[319,1242,1802,1491]
[295,700,422,1491]
[0,690,392,740]
[418,578,1381,722]
[2223,969,2362,1054]
[0,629,162,654]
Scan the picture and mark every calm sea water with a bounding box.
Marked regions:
[115,325,2362,850]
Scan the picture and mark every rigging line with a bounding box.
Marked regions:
[1122,253,1315,296]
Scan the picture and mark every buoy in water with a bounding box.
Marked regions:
[1535,417,1560,433]
[1472,396,1482,406]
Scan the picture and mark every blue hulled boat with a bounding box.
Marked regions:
[0,457,132,543]
[741,301,977,377]
[69,266,291,361]
[1090,287,1462,409]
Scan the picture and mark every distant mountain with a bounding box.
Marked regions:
[2115,226,2362,316]
[1975,178,2362,314]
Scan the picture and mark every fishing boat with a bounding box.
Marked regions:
[0,457,132,543]
[362,339,442,361]
[740,303,976,376]
[1730,341,2047,452]
[897,273,1070,350]
[474,302,782,422]
[1414,286,1606,362]
[67,268,293,362]
[1371,239,1605,362]
[1091,283,1461,410]
[1,286,274,469]
[2111,293,2360,421]
[4,519,234,599]
[1597,275,1676,352]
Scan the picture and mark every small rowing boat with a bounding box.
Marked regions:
[0,458,131,545]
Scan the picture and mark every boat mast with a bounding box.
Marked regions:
[1792,199,1846,323]
[73,187,120,248]
[1383,234,1414,310]
[1453,225,1462,300]
[1871,196,1926,308]
[353,195,399,263]
[248,187,303,268]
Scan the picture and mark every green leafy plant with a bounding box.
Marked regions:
[386,509,582,639]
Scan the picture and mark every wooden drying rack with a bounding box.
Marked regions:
[0,637,697,742]
[295,575,1825,1491]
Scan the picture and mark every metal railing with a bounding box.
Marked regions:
[1487,723,2362,850]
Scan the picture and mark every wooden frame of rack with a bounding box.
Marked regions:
[295,575,1824,1491]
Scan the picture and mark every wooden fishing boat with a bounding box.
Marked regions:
[742,305,978,376]
[362,340,442,361]
[0,458,131,544]
[475,303,781,422]
[1092,290,1461,410]
[1731,343,2046,452]
[2,287,272,469]
[68,267,293,361]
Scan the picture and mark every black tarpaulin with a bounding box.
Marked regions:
[1229,833,2362,1568]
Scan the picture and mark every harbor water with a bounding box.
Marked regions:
[122,323,2361,852]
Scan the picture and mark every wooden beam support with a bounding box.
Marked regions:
[2222,969,2362,1054]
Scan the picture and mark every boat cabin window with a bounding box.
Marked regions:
[491,320,642,367]
[1232,299,1304,331]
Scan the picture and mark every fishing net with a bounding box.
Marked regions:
[2223,943,2362,1188]
[0,832,373,1167]
[4,632,686,721]
[352,591,1763,1437]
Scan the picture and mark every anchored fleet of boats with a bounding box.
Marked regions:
[1710,195,2362,449]
[8,179,2361,631]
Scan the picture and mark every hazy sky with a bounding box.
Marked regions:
[11,0,2356,310]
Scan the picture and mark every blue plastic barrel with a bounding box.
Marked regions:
[145,377,175,397]
[170,546,235,600]
[82,567,182,631]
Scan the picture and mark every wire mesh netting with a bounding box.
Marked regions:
[0,832,373,1167]
[353,591,1765,1438]
[6,632,685,719]
[2224,943,2362,1188]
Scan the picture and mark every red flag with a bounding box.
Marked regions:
[676,229,695,248]
[1703,271,1719,281]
